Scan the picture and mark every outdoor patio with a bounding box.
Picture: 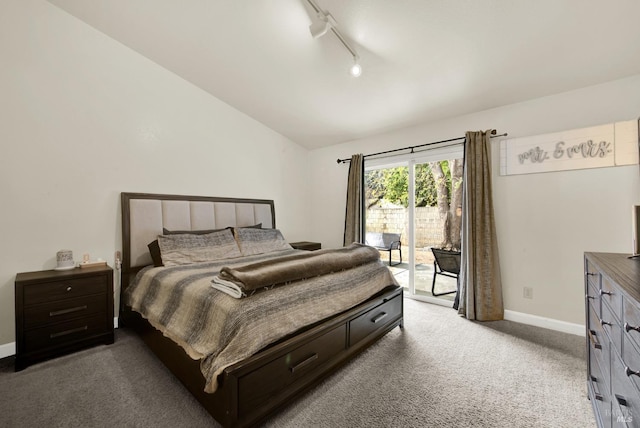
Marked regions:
[379,246,458,301]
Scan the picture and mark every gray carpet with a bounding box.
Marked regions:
[0,298,594,427]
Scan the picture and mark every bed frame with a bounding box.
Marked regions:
[120,192,403,428]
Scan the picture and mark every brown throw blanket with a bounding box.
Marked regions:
[213,243,380,296]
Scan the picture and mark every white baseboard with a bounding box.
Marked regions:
[0,341,16,359]
[504,309,584,337]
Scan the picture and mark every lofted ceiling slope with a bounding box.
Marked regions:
[48,0,640,149]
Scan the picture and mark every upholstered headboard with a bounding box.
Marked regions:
[120,192,275,273]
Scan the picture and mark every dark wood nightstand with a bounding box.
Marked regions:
[14,265,114,371]
[289,241,321,251]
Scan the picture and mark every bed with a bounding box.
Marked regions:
[119,192,403,427]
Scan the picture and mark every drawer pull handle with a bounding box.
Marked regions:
[49,305,88,317]
[371,312,388,324]
[50,325,88,339]
[599,289,612,296]
[616,395,628,407]
[586,294,595,301]
[624,322,640,334]
[625,366,640,378]
[588,330,602,349]
[290,353,318,373]
[586,272,597,277]
[590,375,604,401]
[601,320,612,327]
[66,286,72,292]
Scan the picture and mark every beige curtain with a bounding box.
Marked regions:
[343,154,364,246]
[457,131,503,320]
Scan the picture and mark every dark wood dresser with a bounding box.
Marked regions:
[14,265,114,371]
[585,252,640,426]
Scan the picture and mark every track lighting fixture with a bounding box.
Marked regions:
[309,11,336,39]
[350,59,362,77]
[305,0,362,77]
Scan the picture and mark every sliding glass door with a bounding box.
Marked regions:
[364,145,463,303]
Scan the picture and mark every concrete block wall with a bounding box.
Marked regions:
[365,206,444,248]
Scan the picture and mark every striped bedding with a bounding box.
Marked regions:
[124,248,398,393]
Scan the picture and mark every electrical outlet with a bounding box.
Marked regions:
[523,287,533,299]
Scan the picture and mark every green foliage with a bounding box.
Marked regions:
[383,167,409,207]
[366,161,455,208]
[364,169,386,208]
[415,163,437,207]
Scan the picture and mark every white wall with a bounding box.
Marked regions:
[308,73,640,326]
[3,1,639,351]
[0,0,310,347]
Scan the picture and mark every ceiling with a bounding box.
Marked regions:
[48,0,640,149]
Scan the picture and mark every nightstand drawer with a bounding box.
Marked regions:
[23,314,110,353]
[23,293,107,329]
[23,276,108,305]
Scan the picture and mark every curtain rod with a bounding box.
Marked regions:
[336,130,508,164]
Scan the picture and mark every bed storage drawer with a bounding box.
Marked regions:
[237,324,346,414]
[226,286,402,427]
[349,293,402,345]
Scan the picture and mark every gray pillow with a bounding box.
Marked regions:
[234,228,292,256]
[158,229,242,266]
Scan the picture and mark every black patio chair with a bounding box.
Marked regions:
[430,248,460,297]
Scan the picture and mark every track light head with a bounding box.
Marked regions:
[349,56,362,77]
[350,62,362,77]
[306,1,361,77]
[309,11,336,39]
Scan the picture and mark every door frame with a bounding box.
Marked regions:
[365,144,463,305]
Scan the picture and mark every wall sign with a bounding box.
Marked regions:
[499,120,638,176]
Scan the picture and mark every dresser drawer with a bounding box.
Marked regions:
[23,293,107,329]
[611,351,639,426]
[585,261,600,290]
[589,366,613,428]
[23,314,110,353]
[602,299,622,355]
[590,328,611,393]
[590,302,611,390]
[349,294,402,345]
[601,275,623,319]
[623,296,640,353]
[587,273,601,316]
[590,331,609,395]
[238,324,346,414]
[23,275,108,305]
